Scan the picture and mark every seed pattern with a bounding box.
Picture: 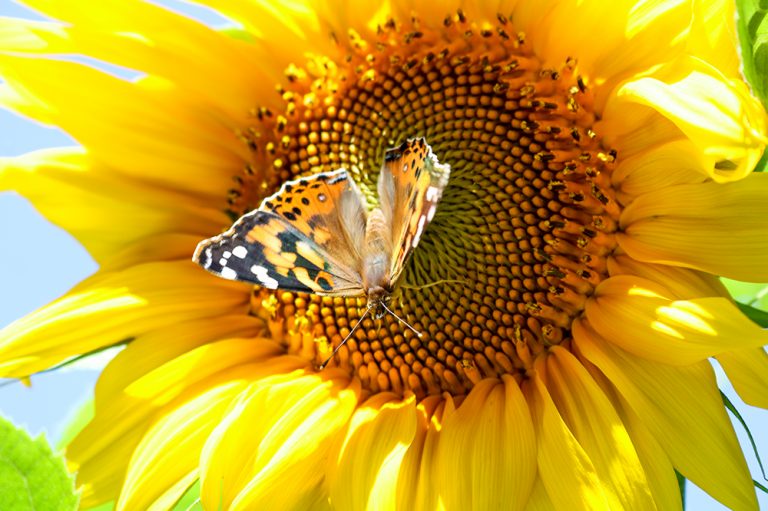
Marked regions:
[231,11,620,398]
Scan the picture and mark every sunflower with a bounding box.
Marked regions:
[2,0,768,509]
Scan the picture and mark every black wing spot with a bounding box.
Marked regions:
[317,276,333,291]
[246,212,272,227]
[292,207,302,216]
[285,184,293,193]
[283,211,297,221]
[301,197,310,205]
[277,230,297,253]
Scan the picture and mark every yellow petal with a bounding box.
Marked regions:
[607,254,728,299]
[115,380,247,511]
[615,402,682,510]
[576,354,682,510]
[716,348,768,409]
[618,175,768,282]
[0,261,249,377]
[584,275,768,364]
[1,149,229,262]
[0,55,248,197]
[194,0,338,76]
[71,316,266,461]
[0,16,70,52]
[523,372,610,511]
[603,55,767,182]
[611,139,706,202]
[199,372,358,511]
[68,332,287,507]
[145,471,199,511]
[435,376,536,511]
[543,347,655,510]
[524,476,556,511]
[101,233,213,271]
[95,315,264,401]
[394,396,445,511]
[537,0,691,98]
[574,324,758,510]
[327,393,417,511]
[686,0,741,79]
[7,0,275,120]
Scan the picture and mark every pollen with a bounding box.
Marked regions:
[239,10,620,399]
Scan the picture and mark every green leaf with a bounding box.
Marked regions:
[722,278,768,303]
[0,415,78,511]
[721,391,767,481]
[83,503,113,511]
[755,146,768,172]
[676,470,686,509]
[755,479,768,495]
[172,479,203,511]
[736,301,768,327]
[736,0,768,107]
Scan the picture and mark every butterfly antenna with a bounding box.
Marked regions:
[380,302,423,338]
[319,306,372,369]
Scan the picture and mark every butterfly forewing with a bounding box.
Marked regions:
[193,170,368,296]
[259,169,368,272]
[378,138,451,283]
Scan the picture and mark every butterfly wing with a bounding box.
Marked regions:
[377,138,451,283]
[258,168,368,272]
[194,169,368,296]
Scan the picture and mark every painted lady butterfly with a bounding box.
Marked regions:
[193,137,450,365]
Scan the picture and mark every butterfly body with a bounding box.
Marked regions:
[194,137,450,335]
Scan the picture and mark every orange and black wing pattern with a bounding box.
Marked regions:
[377,138,451,283]
[259,168,367,271]
[193,170,367,296]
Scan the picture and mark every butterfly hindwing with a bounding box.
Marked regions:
[378,138,451,282]
[193,209,365,296]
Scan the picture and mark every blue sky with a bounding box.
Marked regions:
[0,1,766,509]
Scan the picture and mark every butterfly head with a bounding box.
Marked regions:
[366,286,392,320]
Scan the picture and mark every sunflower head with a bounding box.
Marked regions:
[224,10,620,399]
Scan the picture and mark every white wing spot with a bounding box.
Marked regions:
[232,245,248,259]
[413,215,427,247]
[425,186,439,201]
[318,193,327,202]
[251,265,279,289]
[202,249,213,268]
[220,267,238,280]
[219,258,228,266]
[427,204,437,221]
[222,250,232,259]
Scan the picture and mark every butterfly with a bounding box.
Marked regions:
[193,137,451,366]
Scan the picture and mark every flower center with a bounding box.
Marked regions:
[232,11,619,398]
